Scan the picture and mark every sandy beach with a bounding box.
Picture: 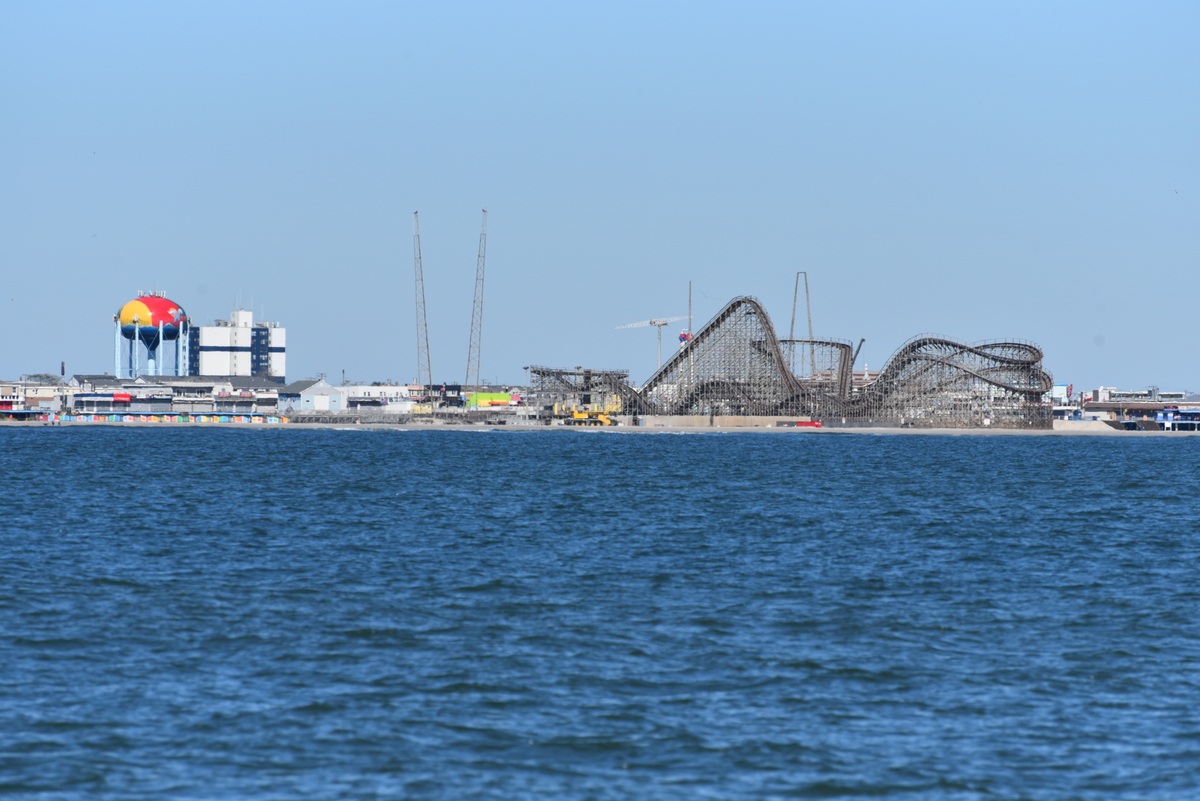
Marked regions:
[6,419,1194,436]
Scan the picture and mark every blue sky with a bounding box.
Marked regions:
[1,3,1196,390]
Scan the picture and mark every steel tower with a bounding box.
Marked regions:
[412,212,433,393]
[464,209,488,387]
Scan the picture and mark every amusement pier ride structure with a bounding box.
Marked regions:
[536,296,1053,428]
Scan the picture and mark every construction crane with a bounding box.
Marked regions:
[615,316,687,369]
[412,212,432,397]
[464,209,487,387]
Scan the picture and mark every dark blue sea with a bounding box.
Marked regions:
[3,427,1199,800]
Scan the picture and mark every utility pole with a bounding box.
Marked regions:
[413,212,433,397]
[465,209,488,387]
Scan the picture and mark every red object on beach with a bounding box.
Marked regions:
[796,421,822,428]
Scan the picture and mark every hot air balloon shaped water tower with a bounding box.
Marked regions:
[114,291,190,378]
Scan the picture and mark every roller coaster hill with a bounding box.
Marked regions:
[539,296,1054,429]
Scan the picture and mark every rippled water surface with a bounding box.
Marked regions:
[3,427,1200,799]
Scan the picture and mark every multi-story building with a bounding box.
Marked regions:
[0,384,25,411]
[69,374,284,416]
[187,309,286,381]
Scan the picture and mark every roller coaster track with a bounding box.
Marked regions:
[861,337,1053,398]
[627,296,1053,427]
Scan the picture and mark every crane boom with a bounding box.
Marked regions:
[465,210,487,387]
[615,315,686,369]
[614,316,686,329]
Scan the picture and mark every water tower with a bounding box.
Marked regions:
[114,292,190,378]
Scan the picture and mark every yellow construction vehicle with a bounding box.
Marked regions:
[563,410,615,426]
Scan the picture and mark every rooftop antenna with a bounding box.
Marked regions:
[413,212,433,394]
[465,209,488,387]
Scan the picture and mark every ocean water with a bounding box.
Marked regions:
[3,427,1199,800]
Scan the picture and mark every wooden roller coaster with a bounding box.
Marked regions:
[534,296,1053,428]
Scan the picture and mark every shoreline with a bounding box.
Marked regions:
[3,420,1194,436]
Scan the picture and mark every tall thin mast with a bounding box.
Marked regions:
[790,272,800,371]
[803,271,815,377]
[789,271,816,375]
[688,281,693,387]
[413,212,432,392]
[465,209,488,387]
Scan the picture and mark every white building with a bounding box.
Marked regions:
[283,380,415,414]
[340,384,414,414]
[188,309,286,380]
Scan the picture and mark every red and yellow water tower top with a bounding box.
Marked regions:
[117,293,187,344]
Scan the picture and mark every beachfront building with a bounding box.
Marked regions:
[284,381,416,415]
[68,374,284,416]
[187,309,286,382]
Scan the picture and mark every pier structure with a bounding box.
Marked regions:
[528,366,638,419]
[549,296,1053,428]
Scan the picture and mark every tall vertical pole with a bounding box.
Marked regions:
[656,324,663,369]
[156,321,164,376]
[789,272,799,341]
[688,281,694,388]
[789,272,800,373]
[114,317,121,378]
[413,212,433,398]
[803,272,815,379]
[465,209,488,387]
